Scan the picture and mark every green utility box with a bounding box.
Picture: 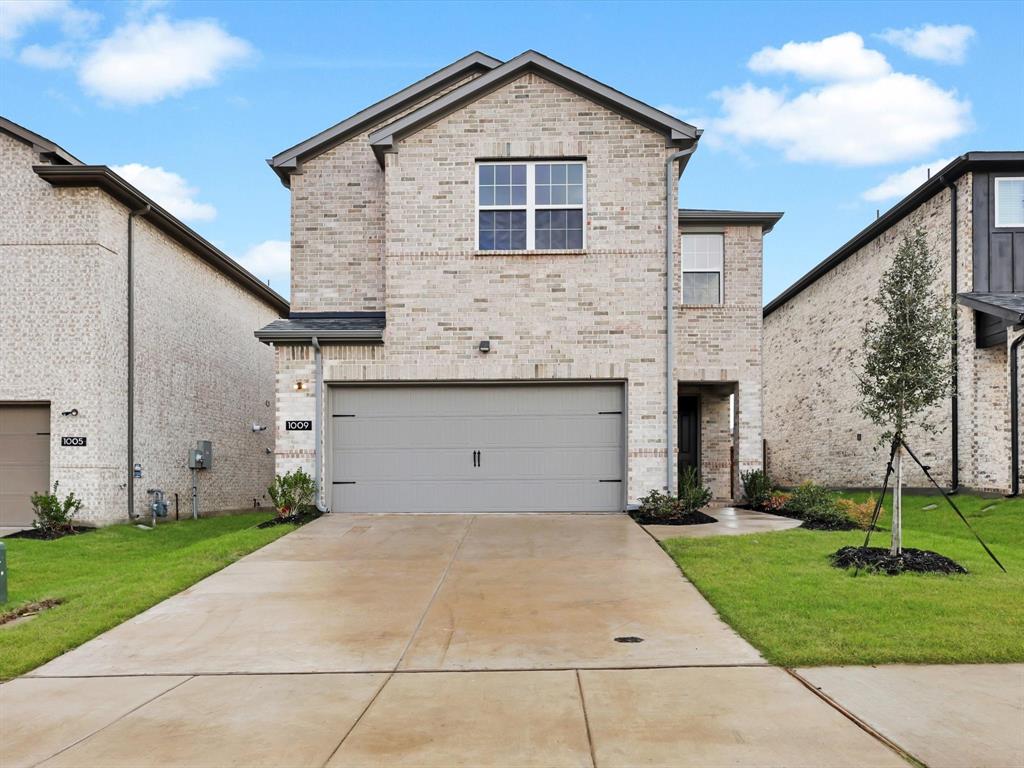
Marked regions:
[0,541,7,604]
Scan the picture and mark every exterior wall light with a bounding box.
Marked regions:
[478,340,491,354]
[252,423,268,432]
[293,381,306,391]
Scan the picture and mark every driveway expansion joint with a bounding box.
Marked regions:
[784,668,926,767]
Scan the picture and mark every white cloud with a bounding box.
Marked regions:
[862,157,956,201]
[879,24,975,64]
[0,0,97,45]
[237,240,290,292]
[79,15,252,105]
[710,33,971,166]
[19,42,73,69]
[749,32,890,81]
[111,163,217,221]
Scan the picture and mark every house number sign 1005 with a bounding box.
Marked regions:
[61,436,87,446]
[285,420,312,431]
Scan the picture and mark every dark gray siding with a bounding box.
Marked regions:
[973,172,1024,292]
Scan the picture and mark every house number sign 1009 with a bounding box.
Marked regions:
[285,420,312,431]
[61,436,87,446]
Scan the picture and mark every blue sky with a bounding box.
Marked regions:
[2,0,1021,302]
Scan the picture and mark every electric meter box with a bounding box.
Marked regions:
[188,440,213,469]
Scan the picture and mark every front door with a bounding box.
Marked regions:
[678,396,699,486]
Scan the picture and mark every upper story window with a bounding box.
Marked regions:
[994,177,1024,228]
[681,233,724,305]
[477,161,585,251]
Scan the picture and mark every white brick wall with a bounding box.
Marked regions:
[0,131,281,524]
[763,174,1017,494]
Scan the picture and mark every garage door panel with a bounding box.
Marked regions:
[330,385,623,513]
[333,479,622,514]
[0,404,50,526]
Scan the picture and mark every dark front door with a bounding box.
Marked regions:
[678,396,700,485]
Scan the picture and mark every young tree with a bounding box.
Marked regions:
[855,226,954,555]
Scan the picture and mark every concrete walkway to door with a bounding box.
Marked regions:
[3,514,907,767]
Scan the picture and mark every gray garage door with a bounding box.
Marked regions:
[0,404,50,527]
[330,384,624,513]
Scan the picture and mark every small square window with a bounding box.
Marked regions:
[995,177,1024,228]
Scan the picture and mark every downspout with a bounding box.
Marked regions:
[1010,331,1023,496]
[944,177,960,491]
[310,336,328,513]
[126,204,150,522]
[665,142,698,492]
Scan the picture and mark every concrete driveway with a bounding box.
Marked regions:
[3,513,907,767]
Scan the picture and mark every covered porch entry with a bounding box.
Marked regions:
[678,382,738,501]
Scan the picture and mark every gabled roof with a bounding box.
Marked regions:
[255,312,385,344]
[679,208,784,234]
[0,115,82,166]
[35,164,289,315]
[268,52,503,187]
[367,50,702,166]
[764,151,1024,317]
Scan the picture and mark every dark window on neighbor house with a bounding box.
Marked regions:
[681,233,724,305]
[994,177,1024,227]
[477,161,585,250]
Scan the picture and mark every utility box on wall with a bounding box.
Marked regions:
[188,440,213,470]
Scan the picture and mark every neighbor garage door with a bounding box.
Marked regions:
[330,384,624,513]
[0,404,50,526]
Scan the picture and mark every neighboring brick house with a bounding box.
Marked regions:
[763,153,1024,496]
[258,51,781,513]
[0,117,288,527]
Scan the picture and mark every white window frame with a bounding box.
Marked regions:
[475,160,586,251]
[681,232,724,305]
[994,176,1024,228]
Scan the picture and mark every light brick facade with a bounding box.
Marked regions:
[764,171,1023,494]
[273,61,771,507]
[0,129,283,525]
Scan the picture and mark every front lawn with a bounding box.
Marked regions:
[0,513,294,680]
[663,493,1023,667]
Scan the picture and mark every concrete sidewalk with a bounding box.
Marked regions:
[0,513,987,766]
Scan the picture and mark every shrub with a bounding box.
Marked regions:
[784,481,836,518]
[800,504,858,530]
[741,469,773,510]
[267,468,317,518]
[763,491,791,513]
[637,490,682,521]
[30,481,82,535]
[678,466,713,514]
[836,497,882,531]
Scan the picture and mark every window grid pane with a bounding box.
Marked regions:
[479,210,527,251]
[479,164,527,208]
[534,163,584,210]
[995,178,1024,227]
[535,209,583,250]
[683,273,721,305]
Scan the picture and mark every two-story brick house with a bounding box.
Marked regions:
[258,51,781,513]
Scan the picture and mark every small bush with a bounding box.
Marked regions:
[637,490,683,521]
[30,481,82,535]
[763,491,791,513]
[785,481,836,518]
[741,469,773,510]
[836,497,883,531]
[678,466,713,514]
[267,468,317,518]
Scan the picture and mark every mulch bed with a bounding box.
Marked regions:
[257,509,324,529]
[6,526,96,541]
[801,518,861,531]
[831,545,967,575]
[628,510,717,526]
[0,598,64,627]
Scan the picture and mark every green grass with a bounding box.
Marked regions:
[663,493,1024,667]
[0,513,294,680]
